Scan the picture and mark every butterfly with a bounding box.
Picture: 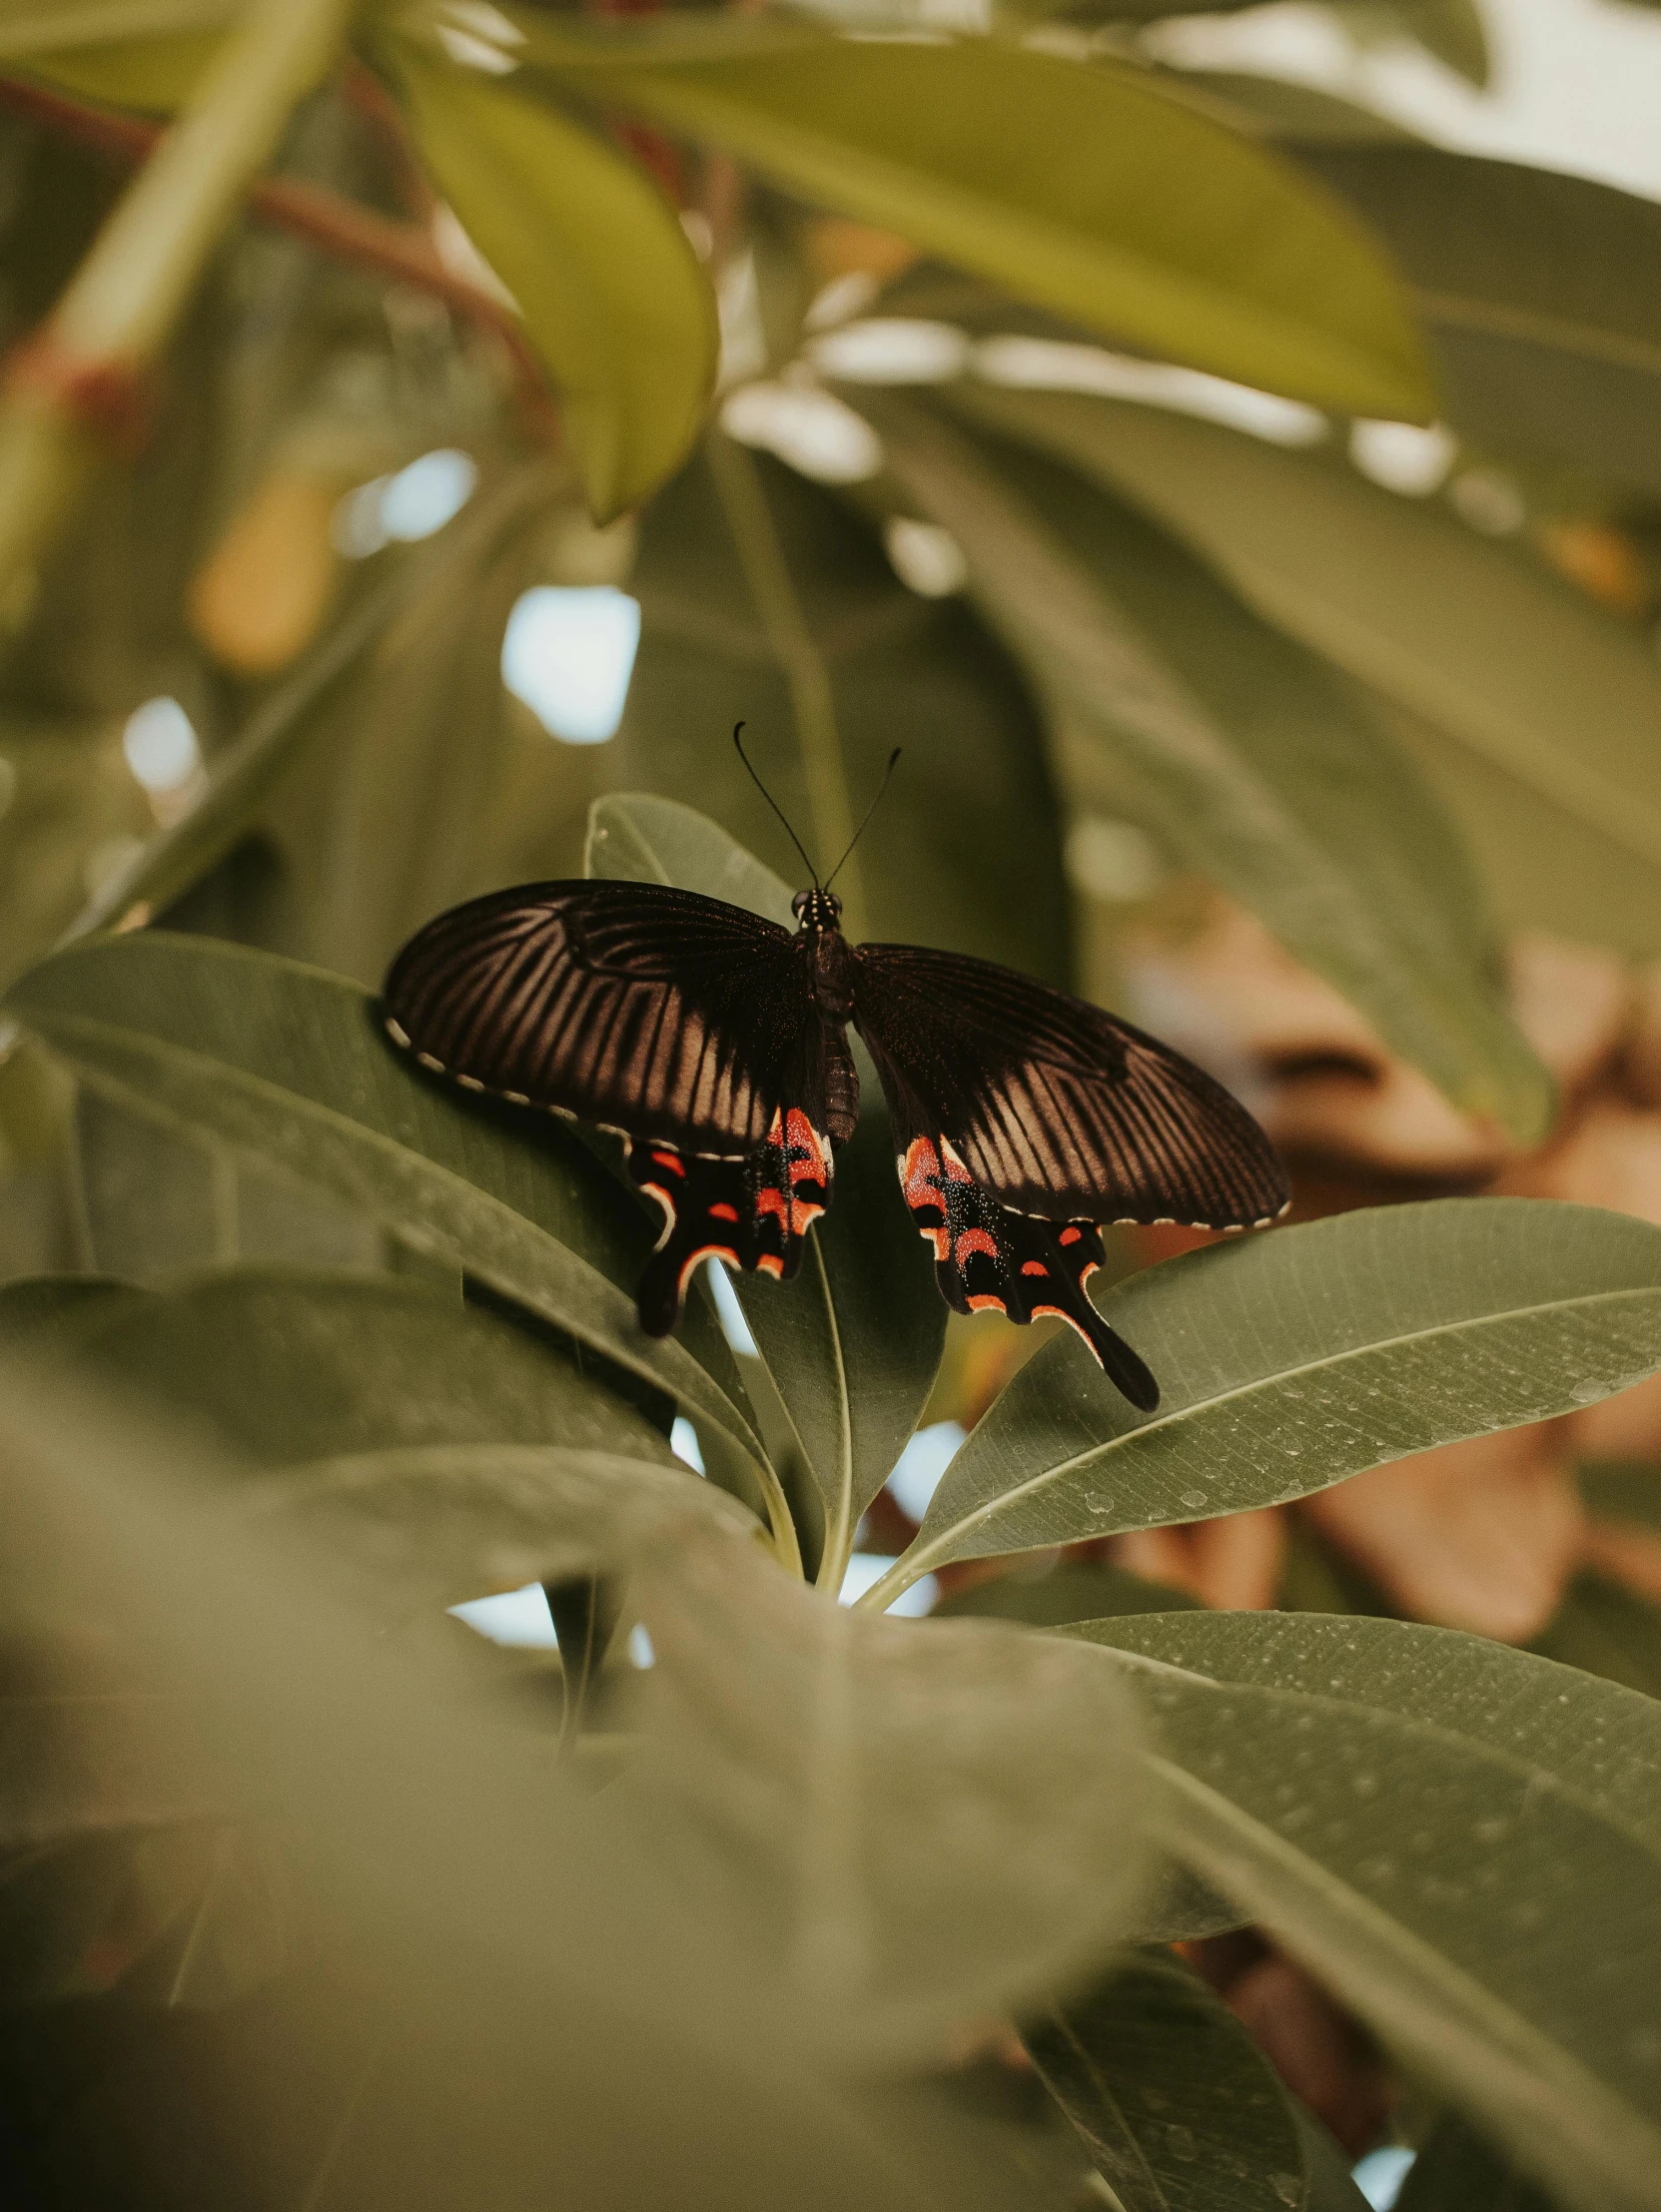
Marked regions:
[382,732,1288,1413]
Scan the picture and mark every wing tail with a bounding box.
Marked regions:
[898,1135,1160,1411]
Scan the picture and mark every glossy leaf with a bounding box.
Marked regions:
[1025,1948,1308,2212]
[586,791,947,1586]
[1108,1610,1661,1848]
[953,385,1661,950]
[874,394,1548,1142]
[607,434,1069,976]
[388,48,716,520]
[514,14,1434,420]
[1302,146,1661,495]
[863,1198,1661,1600]
[3,933,766,1475]
[1071,1611,1661,2212]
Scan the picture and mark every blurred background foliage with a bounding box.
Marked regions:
[6,0,1661,2204]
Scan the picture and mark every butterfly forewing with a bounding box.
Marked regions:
[852,943,1289,1231]
[384,879,813,1154]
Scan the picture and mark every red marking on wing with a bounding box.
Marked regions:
[1020,1259,1048,1276]
[901,1135,943,1211]
[652,1151,686,1177]
[953,1227,999,1266]
[1059,1225,1083,1246]
[967,1294,1007,1315]
[707,1201,739,1222]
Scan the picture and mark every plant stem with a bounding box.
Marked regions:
[0,73,557,436]
[850,1550,924,1614]
[704,429,866,932]
[0,0,357,623]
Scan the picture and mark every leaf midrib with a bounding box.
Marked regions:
[808,1231,856,1592]
[1147,1751,1661,2209]
[592,66,1416,398]
[909,1280,1661,1571]
[1096,1642,1661,1866]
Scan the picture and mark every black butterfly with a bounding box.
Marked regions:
[382,736,1288,1413]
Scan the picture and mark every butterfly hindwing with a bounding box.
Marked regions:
[628,1107,832,1336]
[857,944,1289,1407]
[899,1135,1159,1409]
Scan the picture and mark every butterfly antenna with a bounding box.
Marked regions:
[732,722,820,887]
[824,747,902,893]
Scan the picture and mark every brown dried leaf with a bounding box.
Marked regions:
[1298,1425,1585,1642]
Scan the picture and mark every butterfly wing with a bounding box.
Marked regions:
[853,944,1289,1407]
[383,880,854,1333]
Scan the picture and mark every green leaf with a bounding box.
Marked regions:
[1532,1570,1661,1704]
[0,709,153,994]
[1363,0,1489,88]
[1024,1948,1309,2212]
[0,1378,1113,2210]
[0,1274,137,1341]
[15,35,224,108]
[607,433,1069,978]
[385,48,716,520]
[951,385,1661,952]
[2,1365,1150,2085]
[1301,147,1661,496]
[937,1558,1201,1630]
[65,463,558,952]
[586,790,796,928]
[872,394,1548,1143]
[3,933,768,1480]
[1296,2112,1373,2212]
[1069,1611,1661,2212]
[1396,2112,1560,2212]
[0,1,233,103]
[586,791,947,1587]
[513,15,1434,420]
[861,1198,1661,1602]
[1096,1610,1661,1848]
[30,1262,678,1478]
[629,1521,1152,2062]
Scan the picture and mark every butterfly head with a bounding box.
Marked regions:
[792,888,843,934]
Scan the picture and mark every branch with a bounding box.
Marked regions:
[0,71,557,438]
[0,0,365,619]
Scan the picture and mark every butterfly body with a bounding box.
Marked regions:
[383,875,1289,1413]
